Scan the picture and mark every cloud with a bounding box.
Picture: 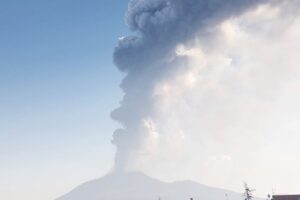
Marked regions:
[112,0,267,172]
[111,0,300,195]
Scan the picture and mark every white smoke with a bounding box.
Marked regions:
[112,0,300,195]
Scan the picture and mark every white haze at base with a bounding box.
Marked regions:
[118,3,300,196]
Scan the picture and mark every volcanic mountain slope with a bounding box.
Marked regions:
[56,171,258,200]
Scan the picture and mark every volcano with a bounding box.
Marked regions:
[56,171,255,200]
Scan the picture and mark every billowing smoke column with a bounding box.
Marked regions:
[111,0,268,172]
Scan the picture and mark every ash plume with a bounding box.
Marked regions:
[111,0,269,172]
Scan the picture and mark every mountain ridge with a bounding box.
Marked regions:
[56,171,257,200]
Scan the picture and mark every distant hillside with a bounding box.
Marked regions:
[56,171,257,200]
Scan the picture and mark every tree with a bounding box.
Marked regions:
[243,182,255,200]
[267,194,272,200]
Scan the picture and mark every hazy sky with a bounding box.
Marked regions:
[109,0,300,197]
[0,1,128,199]
[2,1,300,200]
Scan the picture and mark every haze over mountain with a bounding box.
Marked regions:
[56,172,254,200]
[58,1,300,198]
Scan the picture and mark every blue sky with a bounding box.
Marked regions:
[0,1,129,199]
[3,1,300,199]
